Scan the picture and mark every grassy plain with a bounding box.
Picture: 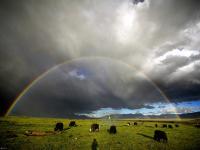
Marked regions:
[0,116,200,150]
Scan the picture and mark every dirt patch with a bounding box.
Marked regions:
[24,130,61,136]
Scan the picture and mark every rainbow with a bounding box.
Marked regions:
[5,56,180,119]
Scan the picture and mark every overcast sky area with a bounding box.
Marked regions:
[1,0,200,117]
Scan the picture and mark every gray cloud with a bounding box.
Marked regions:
[132,0,145,5]
[11,58,165,117]
[1,0,200,116]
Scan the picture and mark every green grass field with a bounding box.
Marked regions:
[0,116,200,150]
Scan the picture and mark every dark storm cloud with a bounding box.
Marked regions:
[143,105,154,109]
[0,0,200,116]
[132,0,145,5]
[11,58,165,117]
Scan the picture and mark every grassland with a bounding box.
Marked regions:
[0,116,200,150]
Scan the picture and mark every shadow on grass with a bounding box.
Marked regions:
[137,133,154,140]
[63,127,71,131]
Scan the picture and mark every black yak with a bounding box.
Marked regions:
[109,125,117,134]
[154,130,167,142]
[54,122,63,131]
[168,125,173,128]
[90,124,99,132]
[69,121,76,127]
[162,124,167,128]
[134,122,137,125]
[155,124,158,128]
[175,124,179,127]
[195,124,200,128]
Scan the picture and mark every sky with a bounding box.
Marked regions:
[79,101,200,118]
[0,0,200,117]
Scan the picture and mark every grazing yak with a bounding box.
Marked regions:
[90,124,99,132]
[69,121,76,127]
[109,125,117,134]
[155,124,158,128]
[168,124,173,128]
[124,122,131,126]
[195,124,200,128]
[175,124,179,127]
[162,124,167,128]
[54,122,64,131]
[154,130,168,142]
[134,122,138,125]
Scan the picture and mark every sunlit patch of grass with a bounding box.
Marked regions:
[0,116,200,150]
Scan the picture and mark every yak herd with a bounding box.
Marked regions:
[23,119,199,149]
[53,121,184,143]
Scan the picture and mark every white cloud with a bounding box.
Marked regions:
[142,21,200,85]
[169,60,200,83]
[115,2,138,44]
[68,69,86,80]
[155,49,199,64]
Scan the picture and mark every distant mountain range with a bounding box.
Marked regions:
[77,112,200,119]
[179,111,200,118]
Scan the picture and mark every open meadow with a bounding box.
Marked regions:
[0,116,200,150]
